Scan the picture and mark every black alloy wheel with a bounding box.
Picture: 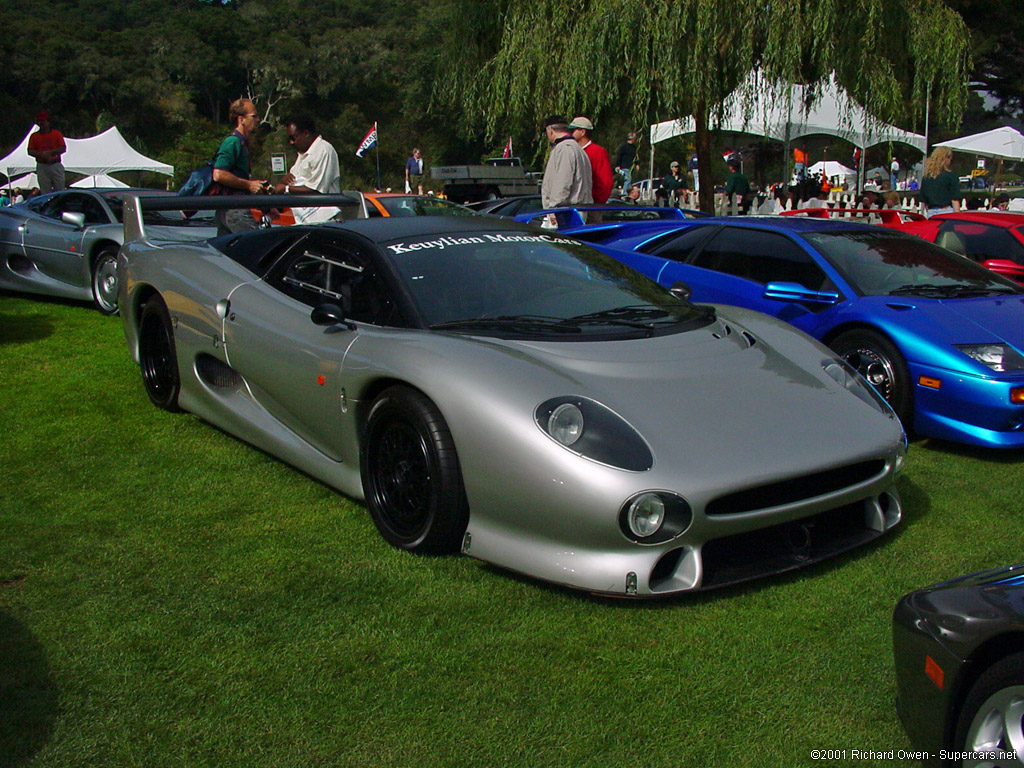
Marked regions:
[830,328,912,427]
[138,295,181,412]
[361,386,468,553]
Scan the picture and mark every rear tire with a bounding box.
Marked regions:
[91,246,119,315]
[361,386,468,553]
[138,295,181,412]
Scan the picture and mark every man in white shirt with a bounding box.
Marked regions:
[274,115,342,223]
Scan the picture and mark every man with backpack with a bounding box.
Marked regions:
[212,98,268,235]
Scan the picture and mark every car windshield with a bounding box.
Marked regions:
[804,229,1023,297]
[376,196,476,217]
[383,230,713,339]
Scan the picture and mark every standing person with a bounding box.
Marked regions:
[27,111,66,194]
[0,189,9,207]
[724,159,751,214]
[540,115,592,218]
[613,132,638,193]
[793,146,808,182]
[994,193,1011,211]
[272,115,341,224]
[405,148,424,195]
[570,116,613,204]
[890,157,900,189]
[212,98,268,235]
[688,152,700,199]
[919,146,961,218]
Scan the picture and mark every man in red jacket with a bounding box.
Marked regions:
[27,111,66,194]
[570,117,613,205]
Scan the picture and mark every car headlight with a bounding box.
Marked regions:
[822,358,898,421]
[955,344,1024,373]
[548,403,583,446]
[536,396,653,471]
[619,491,692,543]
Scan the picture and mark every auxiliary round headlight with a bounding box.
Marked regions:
[626,492,665,538]
[548,402,584,446]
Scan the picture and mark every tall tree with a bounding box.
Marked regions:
[437,0,971,211]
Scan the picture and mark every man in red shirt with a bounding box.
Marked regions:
[27,111,66,194]
[570,117,613,205]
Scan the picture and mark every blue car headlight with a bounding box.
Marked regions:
[955,344,1024,373]
[536,396,653,471]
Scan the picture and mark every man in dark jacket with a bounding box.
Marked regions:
[613,132,638,194]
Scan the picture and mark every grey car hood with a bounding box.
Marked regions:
[468,312,897,490]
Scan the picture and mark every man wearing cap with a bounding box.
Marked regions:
[27,111,66,194]
[570,117,613,205]
[656,161,687,207]
[614,132,638,194]
[541,115,592,212]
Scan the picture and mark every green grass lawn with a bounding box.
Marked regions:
[2,293,1022,768]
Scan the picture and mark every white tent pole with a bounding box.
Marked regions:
[649,142,655,201]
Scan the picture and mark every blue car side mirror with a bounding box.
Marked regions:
[763,281,839,304]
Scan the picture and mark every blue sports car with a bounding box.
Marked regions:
[551,215,1024,449]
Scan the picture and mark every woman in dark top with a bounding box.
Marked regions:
[919,146,961,218]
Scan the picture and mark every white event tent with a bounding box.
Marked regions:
[70,174,131,189]
[809,160,856,181]
[934,126,1024,161]
[648,71,926,187]
[1,125,173,179]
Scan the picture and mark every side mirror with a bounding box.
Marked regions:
[311,302,356,331]
[982,259,1024,282]
[669,281,693,301]
[62,211,86,228]
[763,281,839,305]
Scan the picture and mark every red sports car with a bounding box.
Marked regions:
[784,207,1024,284]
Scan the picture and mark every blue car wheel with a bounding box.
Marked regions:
[830,329,912,427]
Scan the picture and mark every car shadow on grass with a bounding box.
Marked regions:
[0,606,59,767]
[0,309,55,346]
[919,436,1024,464]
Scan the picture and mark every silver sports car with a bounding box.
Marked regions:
[0,188,213,314]
[118,195,906,597]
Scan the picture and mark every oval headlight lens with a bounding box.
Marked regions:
[626,493,665,538]
[548,402,584,446]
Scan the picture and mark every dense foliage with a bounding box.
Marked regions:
[0,0,1017,194]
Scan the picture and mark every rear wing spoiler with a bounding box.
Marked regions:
[122,193,361,243]
[780,207,926,225]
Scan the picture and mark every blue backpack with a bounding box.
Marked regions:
[178,162,214,196]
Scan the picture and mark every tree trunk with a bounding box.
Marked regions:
[695,100,714,214]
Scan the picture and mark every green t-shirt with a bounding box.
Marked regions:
[920,170,959,208]
[213,132,250,180]
[725,171,750,197]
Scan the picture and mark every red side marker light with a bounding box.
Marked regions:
[918,376,942,390]
[317,375,325,386]
[1012,386,1024,405]
[925,654,945,689]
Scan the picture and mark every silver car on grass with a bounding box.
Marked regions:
[117,194,906,597]
[0,188,213,314]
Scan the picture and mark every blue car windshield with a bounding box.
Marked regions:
[383,231,712,338]
[804,229,1024,298]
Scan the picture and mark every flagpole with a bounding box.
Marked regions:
[373,122,381,191]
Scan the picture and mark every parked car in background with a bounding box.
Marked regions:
[116,195,906,597]
[893,564,1024,766]
[0,187,212,314]
[347,192,477,219]
[465,194,545,218]
[563,214,1024,449]
[890,211,1024,286]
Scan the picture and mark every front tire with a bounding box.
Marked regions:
[361,386,468,554]
[830,329,912,426]
[138,295,181,412]
[955,652,1024,767]
[91,246,119,315]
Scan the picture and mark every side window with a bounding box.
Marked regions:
[648,225,717,262]
[271,235,394,325]
[692,227,830,290]
[54,193,108,224]
[944,221,1024,266]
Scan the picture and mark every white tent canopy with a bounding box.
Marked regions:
[70,173,131,189]
[650,71,927,153]
[809,160,856,179]
[934,126,1024,161]
[8,173,38,189]
[0,125,173,178]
